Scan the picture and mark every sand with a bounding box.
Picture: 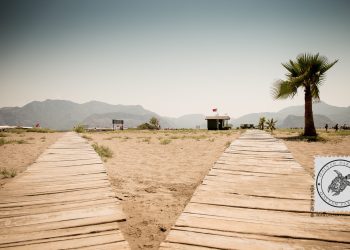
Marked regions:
[0,130,62,186]
[274,129,350,175]
[86,129,240,249]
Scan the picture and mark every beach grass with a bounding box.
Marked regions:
[92,143,113,161]
[160,138,171,145]
[26,128,55,133]
[0,138,28,146]
[81,134,92,140]
[0,168,17,178]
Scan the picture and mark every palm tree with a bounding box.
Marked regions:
[265,118,277,133]
[258,117,266,130]
[272,53,338,136]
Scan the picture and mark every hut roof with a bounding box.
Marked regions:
[205,116,230,120]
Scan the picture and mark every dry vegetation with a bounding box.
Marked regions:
[92,142,113,161]
[0,129,62,186]
[85,129,240,250]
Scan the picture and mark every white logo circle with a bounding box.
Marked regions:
[316,159,350,208]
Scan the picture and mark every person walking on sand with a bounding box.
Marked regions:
[325,123,328,132]
[335,123,339,132]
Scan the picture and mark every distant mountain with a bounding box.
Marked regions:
[83,112,175,129]
[231,101,350,128]
[231,112,279,127]
[164,114,206,129]
[280,115,335,128]
[0,100,164,130]
[278,101,349,117]
[0,100,348,130]
[0,100,81,130]
[0,100,204,130]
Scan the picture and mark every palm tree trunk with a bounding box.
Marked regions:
[304,86,317,136]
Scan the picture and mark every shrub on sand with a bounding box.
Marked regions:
[92,143,113,161]
[0,138,27,146]
[74,125,86,133]
[27,128,54,133]
[160,138,171,145]
[0,168,17,178]
[82,134,92,140]
[137,123,157,130]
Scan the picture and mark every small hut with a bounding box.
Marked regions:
[205,116,230,130]
[112,119,124,130]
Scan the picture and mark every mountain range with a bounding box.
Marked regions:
[231,101,350,128]
[0,100,349,130]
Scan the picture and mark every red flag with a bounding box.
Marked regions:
[212,108,217,112]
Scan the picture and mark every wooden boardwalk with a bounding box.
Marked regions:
[0,132,130,249]
[161,130,350,249]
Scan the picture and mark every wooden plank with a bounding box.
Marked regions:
[0,132,130,249]
[162,227,350,250]
[182,203,350,232]
[163,229,295,250]
[0,198,119,218]
[0,215,122,235]
[191,190,311,212]
[175,212,328,240]
[199,181,311,199]
[1,231,126,249]
[0,187,115,205]
[0,222,120,245]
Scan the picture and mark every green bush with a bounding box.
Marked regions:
[0,168,17,178]
[74,124,86,133]
[149,117,160,129]
[137,123,157,130]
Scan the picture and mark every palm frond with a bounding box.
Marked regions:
[320,59,338,74]
[282,59,302,77]
[311,84,320,100]
[272,53,338,103]
[271,80,298,100]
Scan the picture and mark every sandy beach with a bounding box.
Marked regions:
[84,129,240,249]
[1,128,349,249]
[0,130,62,186]
[275,129,350,175]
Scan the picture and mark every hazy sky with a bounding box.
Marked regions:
[1,0,349,118]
